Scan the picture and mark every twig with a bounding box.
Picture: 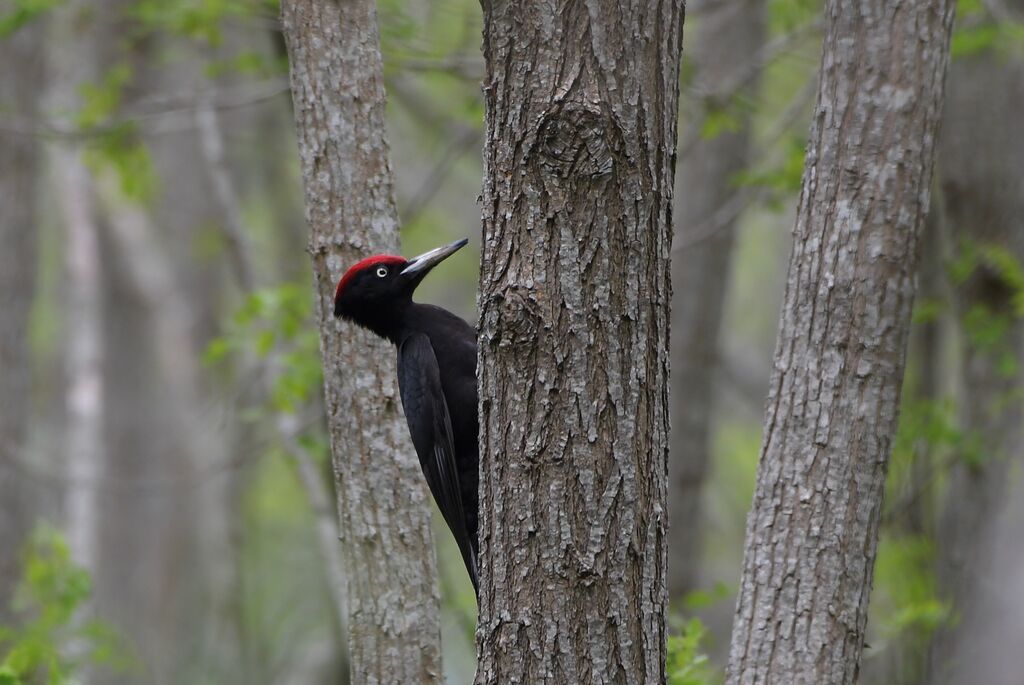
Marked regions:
[400,125,481,225]
[0,78,289,140]
[196,91,256,291]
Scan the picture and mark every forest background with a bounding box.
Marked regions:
[1,0,1023,683]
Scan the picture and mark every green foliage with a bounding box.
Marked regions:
[666,618,718,685]
[74,65,158,203]
[979,244,1024,315]
[680,582,731,613]
[951,0,1024,59]
[132,0,275,46]
[871,536,952,646]
[75,65,132,130]
[731,135,806,202]
[889,397,987,483]
[0,0,63,37]
[205,284,322,415]
[947,241,1024,377]
[0,526,130,684]
[767,0,820,34]
[379,0,485,131]
[205,50,287,79]
[911,297,947,325]
[85,127,158,203]
[700,104,742,140]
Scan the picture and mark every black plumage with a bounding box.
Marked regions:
[333,239,479,593]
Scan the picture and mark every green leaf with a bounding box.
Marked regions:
[0,0,64,37]
[681,582,730,612]
[700,107,741,140]
[666,618,717,685]
[203,337,233,366]
[912,298,946,324]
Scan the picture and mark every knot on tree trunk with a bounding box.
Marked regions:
[483,286,544,350]
[536,105,618,180]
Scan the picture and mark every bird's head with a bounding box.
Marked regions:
[333,238,468,338]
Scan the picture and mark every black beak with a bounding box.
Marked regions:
[401,238,468,280]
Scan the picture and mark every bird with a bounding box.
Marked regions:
[333,238,479,594]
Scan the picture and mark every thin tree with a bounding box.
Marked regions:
[279,0,443,681]
[48,0,108,577]
[0,16,45,611]
[474,1,685,681]
[725,2,955,683]
[670,0,765,600]
[928,9,1024,679]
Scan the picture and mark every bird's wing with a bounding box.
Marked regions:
[397,333,479,592]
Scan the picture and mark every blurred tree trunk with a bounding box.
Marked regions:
[928,15,1024,681]
[474,1,684,682]
[48,0,111,574]
[724,2,954,683]
[146,51,248,682]
[280,1,444,682]
[936,478,1024,685]
[0,18,46,611]
[669,0,764,601]
[900,209,944,538]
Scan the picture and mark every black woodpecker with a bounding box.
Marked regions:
[333,238,479,594]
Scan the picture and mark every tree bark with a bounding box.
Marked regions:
[669,0,765,601]
[928,11,1024,680]
[279,1,443,682]
[474,2,684,683]
[724,2,954,683]
[0,17,45,610]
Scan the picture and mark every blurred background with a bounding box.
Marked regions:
[1,0,1022,683]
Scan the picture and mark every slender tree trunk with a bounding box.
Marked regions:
[0,18,45,610]
[725,2,954,683]
[669,0,764,601]
[474,2,684,682]
[144,50,247,682]
[55,151,104,573]
[928,15,1024,680]
[936,479,1024,685]
[900,208,944,538]
[50,0,106,568]
[195,93,351,648]
[280,1,443,682]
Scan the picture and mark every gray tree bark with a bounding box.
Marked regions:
[280,1,443,682]
[928,11,1024,681]
[670,0,764,601]
[0,17,45,610]
[47,0,113,575]
[724,2,955,683]
[474,2,685,683]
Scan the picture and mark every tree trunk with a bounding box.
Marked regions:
[0,17,45,610]
[279,1,443,682]
[724,2,954,683]
[928,13,1024,680]
[474,2,684,682]
[669,0,764,601]
[935,479,1024,685]
[48,0,106,568]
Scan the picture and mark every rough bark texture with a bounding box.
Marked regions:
[928,16,1024,681]
[724,2,954,683]
[0,18,45,610]
[474,2,685,683]
[280,1,443,682]
[669,0,764,601]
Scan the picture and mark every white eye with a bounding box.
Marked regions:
[376,266,389,278]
